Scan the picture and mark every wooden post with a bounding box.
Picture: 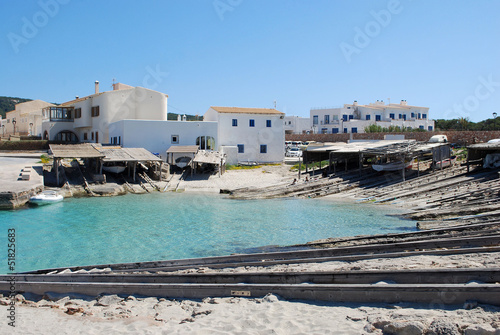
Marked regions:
[298,158,301,180]
[133,162,137,182]
[55,159,59,186]
[359,151,363,176]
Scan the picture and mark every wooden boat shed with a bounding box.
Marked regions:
[166,145,226,177]
[467,142,500,171]
[99,147,164,181]
[49,144,164,184]
[49,144,105,186]
[304,140,451,180]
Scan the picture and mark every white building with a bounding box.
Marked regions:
[204,106,285,164]
[42,81,168,143]
[284,116,311,134]
[5,100,55,136]
[108,119,218,161]
[310,100,434,134]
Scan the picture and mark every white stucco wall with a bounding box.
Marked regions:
[206,108,285,163]
[284,116,311,134]
[310,102,434,134]
[109,120,218,161]
[42,86,168,144]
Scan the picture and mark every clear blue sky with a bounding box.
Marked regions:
[1,0,499,122]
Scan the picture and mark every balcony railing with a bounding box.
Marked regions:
[43,107,74,122]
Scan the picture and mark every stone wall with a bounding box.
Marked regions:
[286,131,500,146]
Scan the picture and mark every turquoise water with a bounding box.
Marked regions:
[0,193,414,273]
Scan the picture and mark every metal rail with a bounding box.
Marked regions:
[23,235,500,274]
[3,268,499,285]
[1,281,498,306]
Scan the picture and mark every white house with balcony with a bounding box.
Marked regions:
[204,106,285,164]
[310,100,434,134]
[42,81,168,143]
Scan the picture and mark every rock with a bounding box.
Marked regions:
[371,319,391,330]
[262,293,280,303]
[464,301,479,310]
[95,295,123,307]
[463,324,500,335]
[426,319,460,335]
[383,321,425,335]
[65,307,84,315]
[14,294,25,302]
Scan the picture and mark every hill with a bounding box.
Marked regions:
[0,96,32,119]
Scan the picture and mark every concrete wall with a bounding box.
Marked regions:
[286,131,500,145]
[212,110,285,163]
[109,119,218,161]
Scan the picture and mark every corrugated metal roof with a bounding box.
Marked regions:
[49,144,105,158]
[210,106,284,115]
[166,145,199,154]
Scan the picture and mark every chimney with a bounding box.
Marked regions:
[95,81,99,94]
[353,100,358,106]
[75,96,79,99]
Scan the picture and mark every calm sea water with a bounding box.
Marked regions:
[0,193,414,273]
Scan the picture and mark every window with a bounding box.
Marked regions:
[75,108,82,119]
[342,115,348,121]
[91,132,94,140]
[260,145,267,154]
[266,120,271,127]
[343,128,348,133]
[171,135,179,144]
[118,136,121,145]
[237,144,244,153]
[232,119,238,127]
[324,115,330,124]
[389,113,395,120]
[332,128,339,134]
[55,131,78,143]
[321,128,328,134]
[95,131,99,143]
[313,115,318,125]
[196,136,215,150]
[403,114,407,121]
[398,114,402,119]
[348,115,354,120]
[375,115,381,121]
[366,115,371,121]
[352,127,358,133]
[83,133,88,141]
[418,113,421,119]
[428,126,433,131]
[91,106,100,117]
[249,119,255,127]
[422,114,427,119]
[411,112,415,118]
